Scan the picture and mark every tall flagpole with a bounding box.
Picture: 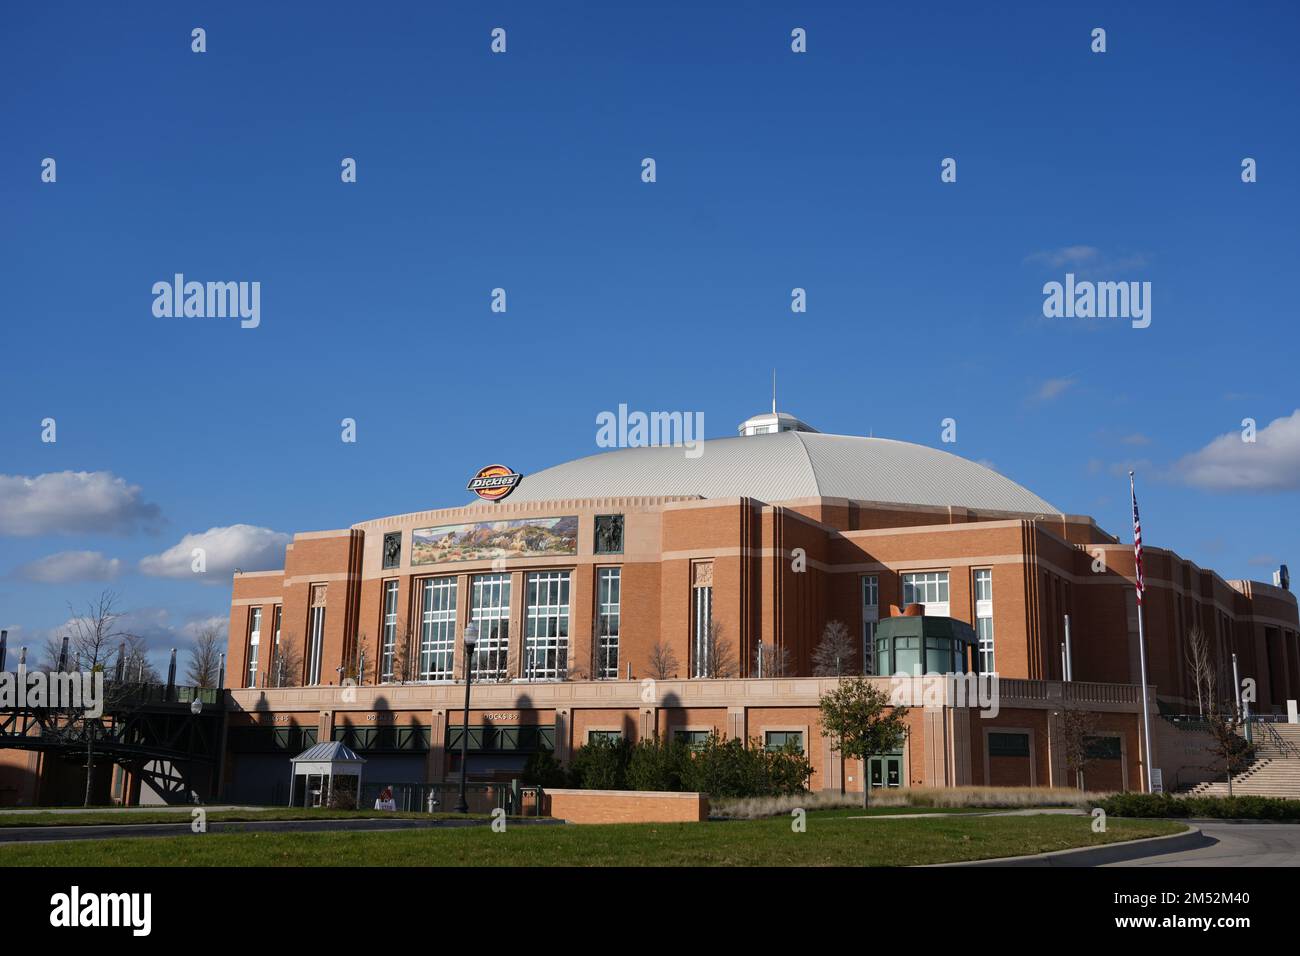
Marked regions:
[1130,471,1155,793]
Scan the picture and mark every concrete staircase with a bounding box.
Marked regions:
[1186,724,1300,798]
[1253,723,1300,759]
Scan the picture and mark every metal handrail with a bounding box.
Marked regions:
[1256,721,1300,759]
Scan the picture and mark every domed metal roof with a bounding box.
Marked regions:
[506,431,1060,514]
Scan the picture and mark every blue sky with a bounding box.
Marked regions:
[2,1,1297,667]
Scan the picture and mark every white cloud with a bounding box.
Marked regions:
[139,524,289,581]
[0,471,162,536]
[1171,410,1300,492]
[1120,433,1151,446]
[111,607,227,645]
[12,550,123,584]
[1025,246,1147,277]
[177,615,229,641]
[42,606,229,674]
[1026,245,1098,268]
[1033,377,1077,402]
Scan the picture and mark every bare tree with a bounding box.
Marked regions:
[272,632,304,688]
[1204,711,1254,797]
[47,591,130,806]
[387,623,415,683]
[63,592,125,671]
[699,621,739,678]
[122,634,160,683]
[1202,683,1254,798]
[186,627,223,688]
[1058,706,1098,790]
[592,617,619,680]
[646,641,680,680]
[465,626,511,683]
[559,658,590,682]
[811,620,859,677]
[344,631,371,684]
[496,642,525,684]
[40,635,68,672]
[1184,625,1215,718]
[752,640,795,677]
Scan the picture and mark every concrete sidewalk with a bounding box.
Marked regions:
[0,815,562,845]
[930,826,1211,867]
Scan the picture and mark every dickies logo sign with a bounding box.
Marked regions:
[467,464,523,501]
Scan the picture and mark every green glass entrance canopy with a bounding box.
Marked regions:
[874,614,978,676]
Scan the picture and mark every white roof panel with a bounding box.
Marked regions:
[505,432,1059,514]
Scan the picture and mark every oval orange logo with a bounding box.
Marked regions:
[467,464,522,501]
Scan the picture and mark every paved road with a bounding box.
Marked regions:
[1104,822,1300,867]
[0,805,264,817]
[0,816,558,845]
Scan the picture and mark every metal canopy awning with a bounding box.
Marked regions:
[290,740,367,772]
[288,741,366,807]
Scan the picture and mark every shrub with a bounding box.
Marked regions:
[626,733,812,798]
[325,785,357,810]
[567,736,633,790]
[625,737,692,792]
[547,734,813,799]
[764,741,816,795]
[522,748,573,788]
[1093,792,1300,820]
[681,735,812,798]
[680,735,754,798]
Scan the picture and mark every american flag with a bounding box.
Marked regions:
[1130,471,1144,606]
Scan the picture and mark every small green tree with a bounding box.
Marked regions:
[818,677,909,807]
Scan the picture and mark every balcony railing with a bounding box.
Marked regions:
[1063,681,1140,705]
[998,678,1049,700]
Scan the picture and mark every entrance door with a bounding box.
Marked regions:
[868,755,902,790]
[307,774,327,807]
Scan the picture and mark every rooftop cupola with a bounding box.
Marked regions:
[738,370,820,436]
[737,409,819,436]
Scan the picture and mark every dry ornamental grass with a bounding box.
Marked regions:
[712,786,1107,819]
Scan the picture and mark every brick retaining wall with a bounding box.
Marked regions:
[543,788,709,824]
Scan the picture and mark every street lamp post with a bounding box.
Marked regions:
[455,623,480,814]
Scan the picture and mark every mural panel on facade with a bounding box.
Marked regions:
[411,516,579,564]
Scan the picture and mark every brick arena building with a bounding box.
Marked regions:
[216,409,1297,804]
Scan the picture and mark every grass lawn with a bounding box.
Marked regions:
[0,808,486,828]
[0,811,1184,867]
[804,806,990,819]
